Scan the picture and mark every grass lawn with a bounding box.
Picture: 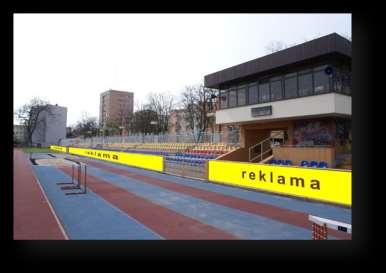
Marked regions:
[21,147,54,154]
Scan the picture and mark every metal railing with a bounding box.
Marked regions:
[60,131,240,147]
[248,131,284,163]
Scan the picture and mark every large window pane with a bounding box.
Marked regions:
[331,65,351,95]
[314,70,330,94]
[228,89,237,107]
[342,74,352,95]
[259,81,270,103]
[220,90,228,109]
[237,86,246,106]
[298,73,313,96]
[248,84,258,104]
[284,76,297,98]
[270,79,282,101]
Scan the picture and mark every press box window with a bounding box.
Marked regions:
[259,81,270,103]
[237,85,246,106]
[228,89,237,107]
[248,83,258,105]
[284,73,298,99]
[314,65,331,94]
[270,77,283,101]
[298,72,313,97]
[220,90,228,109]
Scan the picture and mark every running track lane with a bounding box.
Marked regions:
[57,166,237,240]
[13,149,66,240]
[75,157,351,240]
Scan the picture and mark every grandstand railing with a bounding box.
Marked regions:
[59,131,240,147]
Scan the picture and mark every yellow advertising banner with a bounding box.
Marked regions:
[208,160,351,206]
[50,145,67,153]
[68,147,163,172]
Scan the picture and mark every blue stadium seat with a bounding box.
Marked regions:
[318,161,328,168]
[269,159,277,164]
[310,161,318,168]
[284,160,292,165]
[301,160,309,167]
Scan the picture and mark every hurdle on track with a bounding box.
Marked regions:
[57,163,79,186]
[57,159,87,195]
[308,215,351,240]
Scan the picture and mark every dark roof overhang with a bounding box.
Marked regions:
[204,33,351,89]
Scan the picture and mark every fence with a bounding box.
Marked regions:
[60,131,240,147]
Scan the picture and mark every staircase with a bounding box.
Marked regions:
[248,132,283,163]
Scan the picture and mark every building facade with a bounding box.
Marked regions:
[168,109,190,135]
[31,104,67,147]
[99,89,134,133]
[204,33,351,168]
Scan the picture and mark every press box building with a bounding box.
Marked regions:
[204,33,352,168]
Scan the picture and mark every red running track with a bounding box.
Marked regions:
[58,166,237,240]
[77,157,351,240]
[13,149,66,240]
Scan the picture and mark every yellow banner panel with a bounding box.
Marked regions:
[50,145,67,153]
[208,160,351,206]
[68,147,163,172]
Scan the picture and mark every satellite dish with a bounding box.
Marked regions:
[324,66,334,75]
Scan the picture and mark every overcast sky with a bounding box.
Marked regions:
[14,13,351,127]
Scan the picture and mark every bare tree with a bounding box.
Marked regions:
[15,97,53,146]
[73,113,99,138]
[181,84,217,143]
[147,92,174,134]
[104,120,121,136]
[132,108,158,135]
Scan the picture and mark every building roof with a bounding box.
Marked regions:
[204,33,351,89]
[101,89,134,96]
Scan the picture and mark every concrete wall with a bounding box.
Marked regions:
[45,106,67,146]
[217,148,249,162]
[272,146,335,167]
[32,105,67,147]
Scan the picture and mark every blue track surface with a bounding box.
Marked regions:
[74,155,351,223]
[34,153,351,239]
[32,165,162,240]
[86,166,316,239]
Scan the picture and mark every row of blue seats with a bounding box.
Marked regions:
[301,160,328,168]
[269,159,293,165]
[175,152,217,159]
[269,159,328,168]
[166,156,206,166]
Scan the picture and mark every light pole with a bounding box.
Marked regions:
[99,128,103,146]
[119,126,124,143]
[150,121,158,142]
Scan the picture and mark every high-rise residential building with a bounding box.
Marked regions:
[31,104,67,147]
[99,89,134,129]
